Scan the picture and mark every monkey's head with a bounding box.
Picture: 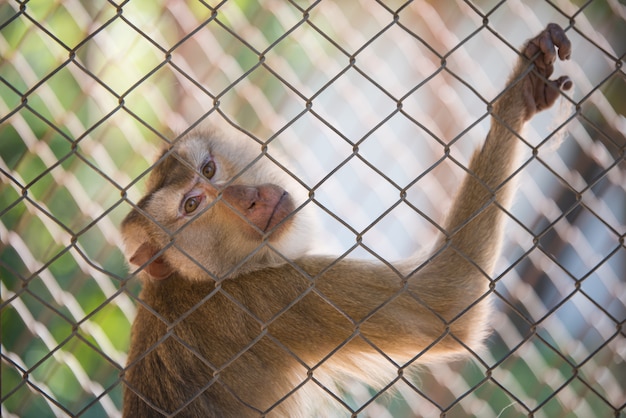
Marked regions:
[121,131,311,282]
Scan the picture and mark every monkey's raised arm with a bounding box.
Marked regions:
[407,23,573,328]
[438,23,572,273]
[121,24,572,418]
[263,23,573,365]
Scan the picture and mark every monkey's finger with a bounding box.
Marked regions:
[555,75,573,91]
[524,38,550,67]
[546,23,572,61]
[523,41,540,62]
[540,76,572,110]
[541,24,572,63]
[536,29,557,67]
[525,32,556,77]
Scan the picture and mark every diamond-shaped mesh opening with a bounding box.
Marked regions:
[306,0,391,55]
[314,155,400,234]
[213,2,292,53]
[449,375,529,417]
[0,16,69,87]
[311,66,397,139]
[535,377,618,418]
[169,15,260,95]
[268,110,354,186]
[580,247,626,321]
[121,64,190,129]
[537,296,614,364]
[576,335,626,409]
[538,205,622,280]
[218,63,309,135]
[492,336,575,411]
[350,23,441,99]
[121,1,198,52]
[77,19,165,96]
[2,1,625,417]
[263,22,345,99]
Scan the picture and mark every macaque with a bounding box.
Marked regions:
[121,24,572,417]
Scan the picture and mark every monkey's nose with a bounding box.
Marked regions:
[222,184,294,232]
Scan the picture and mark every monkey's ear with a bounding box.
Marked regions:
[128,242,173,280]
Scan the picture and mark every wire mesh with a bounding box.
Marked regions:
[1,0,624,417]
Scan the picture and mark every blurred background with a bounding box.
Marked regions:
[1,1,624,417]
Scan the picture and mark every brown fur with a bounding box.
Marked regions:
[121,24,572,417]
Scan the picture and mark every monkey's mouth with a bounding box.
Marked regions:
[263,191,294,232]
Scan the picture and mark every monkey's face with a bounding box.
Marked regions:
[121,132,311,281]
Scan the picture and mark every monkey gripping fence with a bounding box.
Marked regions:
[1,1,624,417]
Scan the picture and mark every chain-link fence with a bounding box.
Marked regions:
[1,1,624,417]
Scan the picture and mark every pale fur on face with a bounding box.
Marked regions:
[122,129,315,281]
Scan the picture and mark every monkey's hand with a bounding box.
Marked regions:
[519,23,573,120]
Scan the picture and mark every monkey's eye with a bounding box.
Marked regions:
[183,196,201,214]
[202,160,216,179]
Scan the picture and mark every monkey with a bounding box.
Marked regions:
[120,23,572,417]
